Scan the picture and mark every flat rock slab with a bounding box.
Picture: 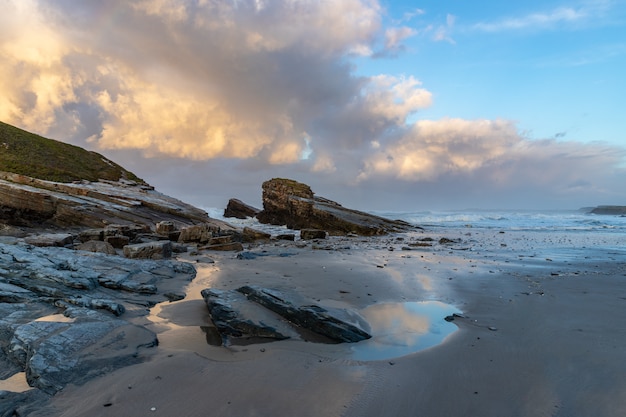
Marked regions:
[237,285,371,343]
[201,288,293,345]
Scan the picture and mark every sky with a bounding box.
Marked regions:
[1,0,625,211]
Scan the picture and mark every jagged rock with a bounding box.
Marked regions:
[224,198,260,219]
[300,229,326,240]
[24,233,74,248]
[256,178,417,236]
[155,221,176,235]
[237,285,371,343]
[75,240,117,255]
[242,227,271,242]
[123,241,172,259]
[201,288,290,344]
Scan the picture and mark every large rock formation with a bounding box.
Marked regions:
[256,178,416,236]
[0,172,233,232]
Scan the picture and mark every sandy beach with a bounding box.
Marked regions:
[24,228,626,417]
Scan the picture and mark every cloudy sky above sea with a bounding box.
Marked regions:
[1,0,625,211]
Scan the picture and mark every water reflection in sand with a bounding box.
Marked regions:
[351,301,460,361]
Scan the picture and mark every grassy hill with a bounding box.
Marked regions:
[0,121,145,184]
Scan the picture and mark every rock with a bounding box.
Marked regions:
[0,242,196,396]
[178,224,220,244]
[8,313,157,394]
[75,240,117,255]
[155,221,176,235]
[123,241,172,259]
[209,235,233,245]
[242,227,271,242]
[275,233,295,241]
[105,235,130,249]
[77,229,104,243]
[300,229,326,240]
[256,178,417,236]
[237,285,371,343]
[201,288,290,344]
[223,198,260,219]
[24,233,74,247]
[203,242,244,252]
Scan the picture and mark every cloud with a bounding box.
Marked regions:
[0,0,624,210]
[471,2,613,33]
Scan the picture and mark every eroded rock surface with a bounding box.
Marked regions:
[0,242,196,399]
[256,178,417,236]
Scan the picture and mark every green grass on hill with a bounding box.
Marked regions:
[0,121,145,184]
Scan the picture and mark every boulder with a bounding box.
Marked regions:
[224,198,260,219]
[256,178,417,236]
[238,285,371,343]
[300,229,326,240]
[155,221,176,235]
[123,241,172,259]
[178,224,214,244]
[75,240,117,255]
[242,226,271,242]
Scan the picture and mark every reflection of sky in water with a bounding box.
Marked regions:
[351,301,460,361]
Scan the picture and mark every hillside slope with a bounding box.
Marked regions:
[0,121,144,184]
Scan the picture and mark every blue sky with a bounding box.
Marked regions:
[368,0,626,145]
[1,0,625,210]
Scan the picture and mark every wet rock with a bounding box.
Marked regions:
[275,233,295,241]
[224,198,260,219]
[123,241,172,260]
[237,285,371,343]
[0,242,196,396]
[201,288,290,344]
[256,178,418,236]
[8,311,157,394]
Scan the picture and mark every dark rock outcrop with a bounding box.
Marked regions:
[256,178,416,236]
[224,198,260,219]
[237,285,371,343]
[590,205,626,215]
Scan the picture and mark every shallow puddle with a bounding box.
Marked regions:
[350,301,461,361]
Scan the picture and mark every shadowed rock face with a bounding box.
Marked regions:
[256,178,417,236]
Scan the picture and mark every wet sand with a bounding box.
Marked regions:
[27,228,626,416]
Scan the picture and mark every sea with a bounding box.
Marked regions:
[206,207,626,236]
